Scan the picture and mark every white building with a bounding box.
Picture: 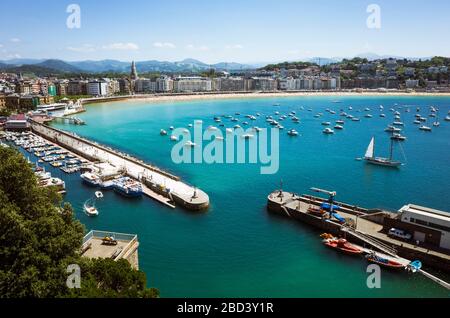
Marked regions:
[406,79,420,89]
[134,79,157,93]
[398,204,450,250]
[156,76,173,92]
[173,77,212,92]
[87,81,108,96]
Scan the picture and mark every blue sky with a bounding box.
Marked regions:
[1,0,449,63]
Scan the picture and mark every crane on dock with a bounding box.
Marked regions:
[310,187,337,218]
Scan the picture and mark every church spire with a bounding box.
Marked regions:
[130,61,138,80]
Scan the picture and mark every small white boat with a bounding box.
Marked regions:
[226,128,233,134]
[234,125,241,129]
[334,125,344,130]
[391,133,407,141]
[84,200,98,216]
[169,126,174,130]
[160,129,167,136]
[433,121,440,127]
[413,120,421,124]
[352,118,360,122]
[323,128,335,134]
[321,121,331,126]
[170,135,179,141]
[182,129,189,134]
[207,125,218,131]
[215,136,224,141]
[188,124,193,127]
[380,114,386,117]
[95,191,104,199]
[445,116,450,121]
[419,125,432,132]
[287,129,298,136]
[185,141,196,147]
[392,121,404,126]
[336,120,344,124]
[365,114,373,118]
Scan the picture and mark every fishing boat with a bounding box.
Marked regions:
[419,125,432,132]
[323,128,334,134]
[112,177,143,198]
[363,136,402,168]
[365,252,405,270]
[84,199,99,216]
[322,237,364,255]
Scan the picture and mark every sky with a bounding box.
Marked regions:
[1,0,450,64]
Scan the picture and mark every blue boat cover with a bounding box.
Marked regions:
[331,213,346,223]
[321,203,341,211]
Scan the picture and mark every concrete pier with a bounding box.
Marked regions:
[267,190,450,272]
[30,120,210,211]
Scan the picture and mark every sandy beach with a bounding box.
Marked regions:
[82,90,450,105]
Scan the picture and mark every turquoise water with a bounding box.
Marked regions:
[48,95,449,297]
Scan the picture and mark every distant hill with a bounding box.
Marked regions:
[34,59,81,73]
[0,64,61,76]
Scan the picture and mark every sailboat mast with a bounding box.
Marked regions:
[389,133,394,160]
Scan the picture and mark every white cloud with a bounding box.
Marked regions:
[102,42,139,51]
[225,44,243,49]
[10,38,21,43]
[186,44,209,51]
[0,44,3,48]
[153,42,176,49]
[67,44,96,53]
[7,53,21,59]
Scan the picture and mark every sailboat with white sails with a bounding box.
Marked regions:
[363,136,402,168]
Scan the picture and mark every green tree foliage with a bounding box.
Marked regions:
[0,147,159,298]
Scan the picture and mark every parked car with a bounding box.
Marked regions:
[388,228,412,240]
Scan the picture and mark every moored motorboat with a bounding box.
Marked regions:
[112,176,143,198]
[323,237,364,255]
[365,252,405,270]
[323,128,334,134]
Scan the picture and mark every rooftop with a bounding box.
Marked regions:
[399,204,450,222]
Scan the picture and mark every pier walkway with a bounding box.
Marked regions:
[30,121,209,211]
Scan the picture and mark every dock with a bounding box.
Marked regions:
[267,190,450,273]
[30,120,209,211]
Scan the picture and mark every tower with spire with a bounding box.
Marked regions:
[130,61,138,80]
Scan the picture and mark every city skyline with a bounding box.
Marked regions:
[1,0,450,64]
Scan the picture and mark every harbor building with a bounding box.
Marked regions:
[81,230,140,270]
[386,204,450,250]
[5,114,30,131]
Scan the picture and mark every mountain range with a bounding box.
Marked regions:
[0,54,435,76]
[0,58,257,75]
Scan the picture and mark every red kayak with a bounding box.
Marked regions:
[365,253,405,270]
[324,238,364,255]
